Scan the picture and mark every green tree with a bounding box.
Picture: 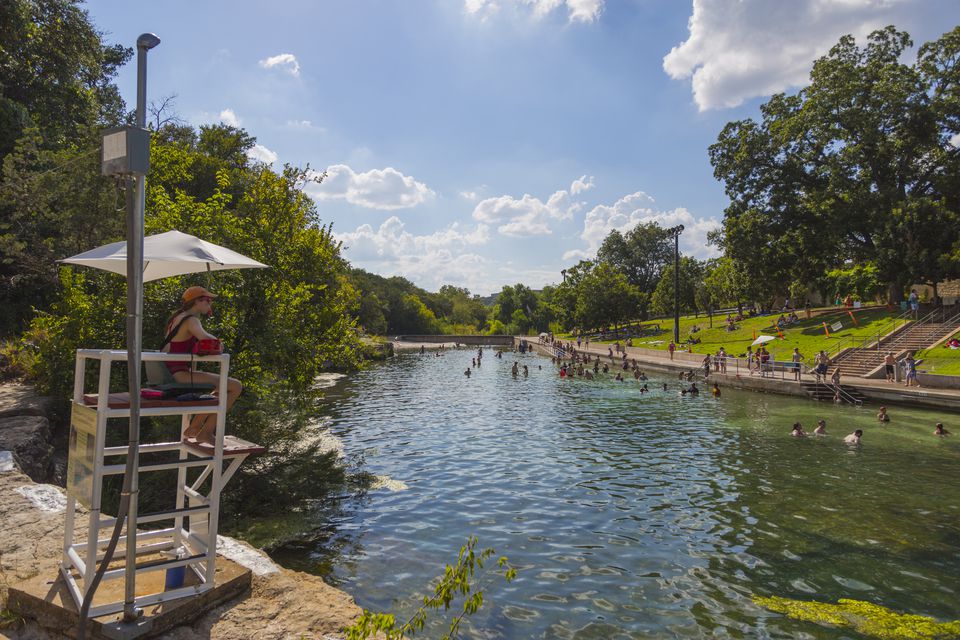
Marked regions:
[492,284,538,326]
[0,0,131,152]
[702,257,751,310]
[821,262,883,302]
[650,257,705,317]
[553,260,594,330]
[20,127,364,519]
[710,26,960,300]
[596,223,673,293]
[393,293,441,334]
[574,262,643,332]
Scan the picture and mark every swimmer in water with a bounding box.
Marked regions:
[523,365,529,376]
[615,372,624,381]
[813,419,827,436]
[464,368,471,377]
[689,382,699,395]
[791,422,807,437]
[844,429,863,445]
[934,422,951,437]
[711,383,720,397]
[877,406,890,423]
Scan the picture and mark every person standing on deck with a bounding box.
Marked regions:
[903,354,920,387]
[791,348,803,382]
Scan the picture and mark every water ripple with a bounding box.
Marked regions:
[275,348,960,638]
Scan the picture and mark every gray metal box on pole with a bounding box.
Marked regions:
[101,126,151,176]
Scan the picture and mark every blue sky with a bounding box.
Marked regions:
[85,0,960,295]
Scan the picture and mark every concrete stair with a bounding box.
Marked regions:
[830,314,960,377]
[800,382,867,405]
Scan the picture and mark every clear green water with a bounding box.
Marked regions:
[272,349,960,639]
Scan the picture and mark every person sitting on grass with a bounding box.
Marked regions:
[791,422,807,437]
[934,423,951,437]
[844,429,863,445]
[162,286,243,450]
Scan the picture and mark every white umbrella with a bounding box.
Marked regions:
[752,335,777,346]
[60,230,268,281]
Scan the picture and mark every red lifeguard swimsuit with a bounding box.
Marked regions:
[165,317,197,375]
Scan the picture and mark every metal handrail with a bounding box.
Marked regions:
[872,305,960,355]
[812,378,863,406]
[825,307,914,363]
[827,306,954,369]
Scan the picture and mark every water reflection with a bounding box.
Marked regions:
[272,348,960,638]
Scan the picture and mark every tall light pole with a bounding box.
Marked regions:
[667,225,684,344]
[78,32,160,639]
[122,32,160,623]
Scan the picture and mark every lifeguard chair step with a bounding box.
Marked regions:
[185,435,266,457]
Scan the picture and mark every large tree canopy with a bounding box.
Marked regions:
[596,223,673,293]
[710,26,960,299]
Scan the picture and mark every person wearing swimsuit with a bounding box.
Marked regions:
[163,286,242,449]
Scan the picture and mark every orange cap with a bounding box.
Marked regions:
[182,286,217,304]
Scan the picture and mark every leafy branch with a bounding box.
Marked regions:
[345,536,517,640]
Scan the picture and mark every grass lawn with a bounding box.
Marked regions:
[587,307,906,365]
[914,331,960,375]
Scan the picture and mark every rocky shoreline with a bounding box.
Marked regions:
[0,381,363,640]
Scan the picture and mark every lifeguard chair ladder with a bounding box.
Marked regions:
[61,349,264,618]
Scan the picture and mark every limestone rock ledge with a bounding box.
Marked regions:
[0,383,55,483]
[0,466,363,640]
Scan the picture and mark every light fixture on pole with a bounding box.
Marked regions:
[666,225,684,344]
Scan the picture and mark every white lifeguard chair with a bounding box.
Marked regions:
[61,349,264,618]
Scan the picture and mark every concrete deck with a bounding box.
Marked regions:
[7,558,251,640]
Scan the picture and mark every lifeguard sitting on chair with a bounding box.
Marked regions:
[160,286,242,448]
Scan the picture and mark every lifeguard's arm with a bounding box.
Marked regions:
[184,316,218,341]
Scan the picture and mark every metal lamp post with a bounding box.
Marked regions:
[77,32,160,639]
[667,225,684,344]
[122,31,160,623]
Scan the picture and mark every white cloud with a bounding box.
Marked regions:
[259,53,301,77]
[285,119,324,133]
[307,164,435,210]
[664,0,915,111]
[566,191,720,260]
[472,179,586,237]
[570,174,595,195]
[464,0,603,22]
[460,190,478,201]
[464,0,499,20]
[247,143,278,165]
[219,108,241,127]
[335,217,493,292]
